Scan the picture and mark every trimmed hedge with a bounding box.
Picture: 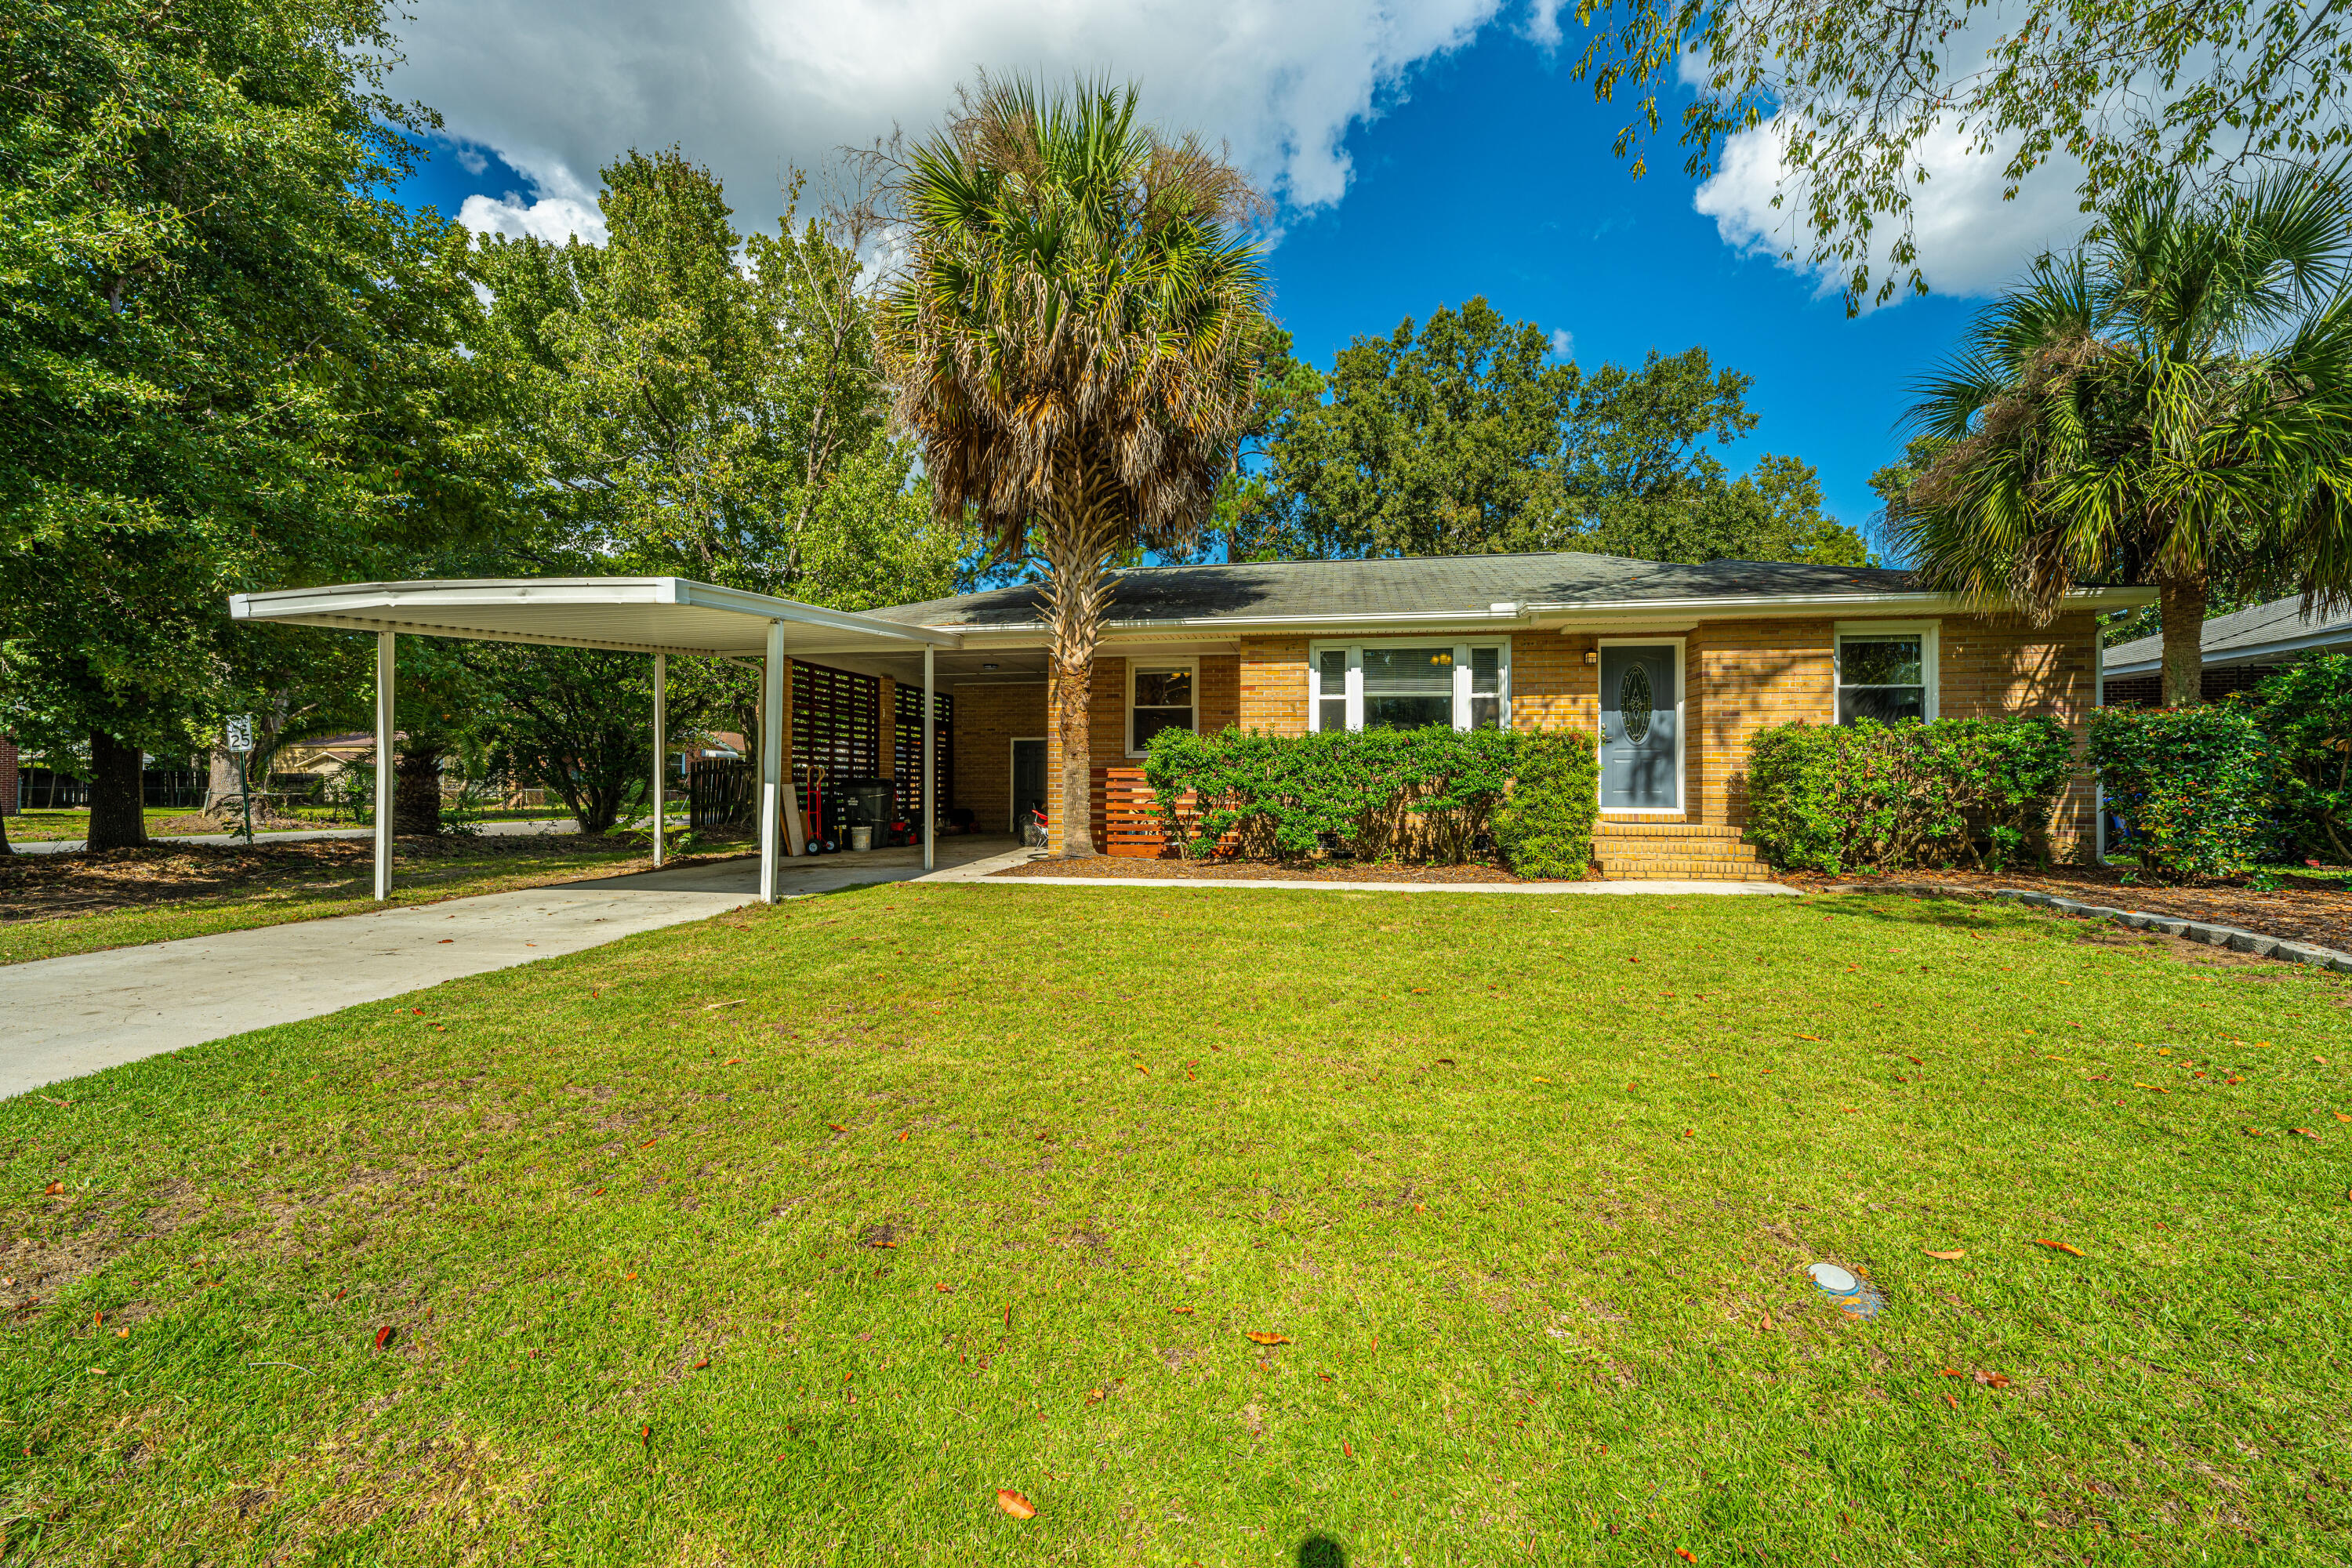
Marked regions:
[1142,725,1515,864]
[2245,653,2352,864]
[1744,715,2077,874]
[2088,705,2269,880]
[1490,728,1600,879]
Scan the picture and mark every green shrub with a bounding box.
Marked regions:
[1141,725,1517,864]
[1490,728,1599,879]
[1744,715,2077,875]
[2245,653,2352,863]
[2089,704,2270,879]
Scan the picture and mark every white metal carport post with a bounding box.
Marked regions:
[373,630,394,901]
[759,620,785,903]
[652,652,666,868]
[922,644,935,872]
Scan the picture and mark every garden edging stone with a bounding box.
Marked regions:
[1824,881,2352,974]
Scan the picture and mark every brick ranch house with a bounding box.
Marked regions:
[866,551,2153,880]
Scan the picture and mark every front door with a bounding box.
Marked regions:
[1010,738,1047,834]
[1599,645,1679,811]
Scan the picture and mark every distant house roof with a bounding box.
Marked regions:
[2105,593,2352,676]
[868,550,2129,637]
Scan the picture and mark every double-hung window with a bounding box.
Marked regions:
[1308,641,1510,731]
[1835,622,1938,724]
[1127,661,1197,753]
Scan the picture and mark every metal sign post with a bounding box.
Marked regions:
[225,713,256,845]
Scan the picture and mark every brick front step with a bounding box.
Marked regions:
[1594,818,1775,881]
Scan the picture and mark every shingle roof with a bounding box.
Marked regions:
[2104,593,2352,673]
[864,551,1925,631]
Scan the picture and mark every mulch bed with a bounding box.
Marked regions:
[991,855,1534,884]
[1788,863,2352,956]
[0,832,695,924]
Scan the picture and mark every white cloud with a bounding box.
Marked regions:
[392,0,1508,245]
[1549,327,1574,358]
[453,161,607,245]
[1693,115,2092,303]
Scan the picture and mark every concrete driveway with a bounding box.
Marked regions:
[0,837,1021,1101]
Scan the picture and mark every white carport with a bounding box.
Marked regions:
[227,578,962,905]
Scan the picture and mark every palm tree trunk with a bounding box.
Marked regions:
[2155,568,2209,708]
[85,731,149,850]
[1038,465,1125,858]
[393,744,445,836]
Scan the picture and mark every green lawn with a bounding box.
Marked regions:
[0,837,677,966]
[2,888,2344,1564]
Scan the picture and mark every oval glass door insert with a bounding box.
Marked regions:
[1619,662,1653,743]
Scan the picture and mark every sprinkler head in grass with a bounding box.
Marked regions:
[1806,1261,1886,1319]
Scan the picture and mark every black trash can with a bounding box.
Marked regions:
[833,778,896,848]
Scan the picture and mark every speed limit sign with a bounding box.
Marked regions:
[225,714,254,753]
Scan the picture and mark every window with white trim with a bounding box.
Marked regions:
[1835,622,1938,724]
[1307,640,1511,731]
[1127,660,1197,753]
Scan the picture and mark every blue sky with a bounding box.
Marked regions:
[393,8,2063,556]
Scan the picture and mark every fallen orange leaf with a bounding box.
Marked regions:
[42,1182,61,1196]
[693,1358,710,1370]
[935,1283,953,1294]
[2334,1112,2350,1123]
[1941,1392,1958,1410]
[1938,1368,1965,1378]
[1922,1249,1965,1260]
[1244,1331,1290,1346]
[1169,1306,1194,1314]
[2034,1239,2085,1257]
[1677,1552,1696,1563]
[1974,1371,2012,1388]
[1795,1033,1822,1041]
[1084,1388,1104,1404]
[1343,1440,1354,1457]
[995,1489,1036,1519]
[373,1325,395,1350]
[114,1327,127,1338]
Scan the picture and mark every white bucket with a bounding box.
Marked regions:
[847,826,873,851]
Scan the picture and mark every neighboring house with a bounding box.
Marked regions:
[866,551,2151,877]
[2102,593,2352,706]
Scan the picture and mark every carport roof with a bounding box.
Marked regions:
[229,577,963,659]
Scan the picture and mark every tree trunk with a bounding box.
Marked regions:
[85,731,149,850]
[393,745,444,837]
[201,745,241,818]
[2155,569,2209,708]
[1037,468,1124,858]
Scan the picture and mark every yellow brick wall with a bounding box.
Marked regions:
[1034,612,2100,852]
[1509,630,1597,732]
[1690,618,1837,824]
[1200,654,1240,734]
[1240,636,1309,732]
[1939,611,2101,853]
[953,681,1047,835]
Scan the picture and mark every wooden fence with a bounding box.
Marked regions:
[1089,766,1210,858]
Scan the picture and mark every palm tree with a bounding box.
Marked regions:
[1893,168,2352,706]
[878,77,1269,854]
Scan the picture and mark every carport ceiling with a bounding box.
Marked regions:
[229,577,963,660]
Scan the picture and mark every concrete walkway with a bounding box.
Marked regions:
[13,815,583,856]
[0,836,1013,1101]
